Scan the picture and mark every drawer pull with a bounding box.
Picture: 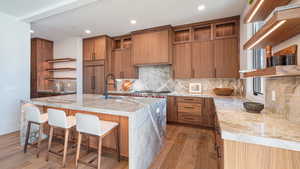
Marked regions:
[183,99,194,101]
[184,107,194,109]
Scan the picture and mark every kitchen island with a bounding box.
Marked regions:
[21,94,167,169]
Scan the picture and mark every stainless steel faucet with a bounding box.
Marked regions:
[104,73,117,99]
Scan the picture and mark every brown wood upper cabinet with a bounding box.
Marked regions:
[111,36,138,79]
[132,26,173,65]
[83,36,111,61]
[111,48,137,79]
[192,41,215,78]
[214,38,239,78]
[173,43,192,78]
[172,16,240,79]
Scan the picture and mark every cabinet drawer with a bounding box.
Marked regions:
[178,112,201,125]
[177,102,202,113]
[177,97,203,103]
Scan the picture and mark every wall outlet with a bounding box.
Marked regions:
[272,90,276,101]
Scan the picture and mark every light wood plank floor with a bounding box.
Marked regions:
[0,124,218,169]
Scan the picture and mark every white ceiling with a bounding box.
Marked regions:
[1,0,247,41]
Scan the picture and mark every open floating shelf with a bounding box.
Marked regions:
[244,0,291,23]
[241,65,300,78]
[46,58,76,63]
[46,77,76,81]
[244,6,300,50]
[46,68,76,72]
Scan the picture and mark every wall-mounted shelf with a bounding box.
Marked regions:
[243,0,291,23]
[46,77,76,81]
[46,58,76,63]
[46,68,76,72]
[241,65,300,78]
[244,6,300,50]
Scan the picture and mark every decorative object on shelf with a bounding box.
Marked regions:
[213,88,234,96]
[189,83,202,94]
[273,45,297,65]
[265,45,272,67]
[248,0,254,5]
[243,102,264,113]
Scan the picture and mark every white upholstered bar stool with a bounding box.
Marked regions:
[46,108,76,167]
[75,113,120,169]
[23,103,48,158]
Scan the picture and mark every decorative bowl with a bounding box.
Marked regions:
[243,102,264,113]
[213,88,234,96]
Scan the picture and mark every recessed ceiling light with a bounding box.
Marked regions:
[85,29,91,34]
[30,30,34,34]
[197,4,206,11]
[130,20,137,24]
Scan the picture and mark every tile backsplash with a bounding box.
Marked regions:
[116,65,244,96]
[265,77,300,123]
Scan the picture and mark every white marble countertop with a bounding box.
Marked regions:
[74,91,300,151]
[214,97,300,152]
[22,94,166,117]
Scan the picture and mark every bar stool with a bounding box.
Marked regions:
[23,103,48,158]
[46,108,76,167]
[75,113,120,169]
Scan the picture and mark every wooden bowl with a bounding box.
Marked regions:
[213,88,234,96]
[243,102,264,113]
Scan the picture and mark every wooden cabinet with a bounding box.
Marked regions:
[192,41,215,78]
[167,96,177,122]
[132,27,172,65]
[172,16,240,79]
[177,97,204,125]
[167,96,215,127]
[214,38,239,78]
[31,38,54,98]
[111,48,137,79]
[83,61,105,94]
[83,36,111,61]
[173,43,192,78]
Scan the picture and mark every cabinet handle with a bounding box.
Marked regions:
[192,69,195,77]
[214,68,217,77]
[91,76,96,89]
[184,107,194,109]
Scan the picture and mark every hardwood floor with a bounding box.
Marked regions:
[0,124,218,169]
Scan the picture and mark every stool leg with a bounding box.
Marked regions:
[46,126,53,161]
[75,132,82,168]
[115,126,121,162]
[24,121,32,153]
[97,137,102,169]
[37,123,43,158]
[62,128,69,168]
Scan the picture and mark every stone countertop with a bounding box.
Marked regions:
[22,94,166,117]
[214,97,300,152]
[110,90,300,151]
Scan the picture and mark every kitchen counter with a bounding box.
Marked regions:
[214,97,300,152]
[109,90,300,151]
[21,94,167,169]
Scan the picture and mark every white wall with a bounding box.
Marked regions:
[53,38,83,94]
[0,12,30,135]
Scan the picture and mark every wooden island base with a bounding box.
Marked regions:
[43,106,129,158]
